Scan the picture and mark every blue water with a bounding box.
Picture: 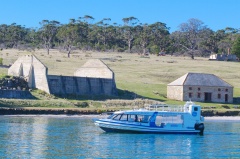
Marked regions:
[0,116,239,158]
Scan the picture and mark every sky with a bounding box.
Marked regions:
[0,0,239,32]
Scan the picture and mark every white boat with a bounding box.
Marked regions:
[94,101,204,135]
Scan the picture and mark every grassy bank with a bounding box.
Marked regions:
[0,49,240,112]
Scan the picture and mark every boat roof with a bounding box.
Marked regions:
[113,109,188,115]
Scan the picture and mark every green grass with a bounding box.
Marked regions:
[1,49,240,109]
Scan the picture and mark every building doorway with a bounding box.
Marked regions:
[225,94,228,102]
[204,92,212,102]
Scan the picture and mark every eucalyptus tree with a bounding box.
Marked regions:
[56,19,80,57]
[196,28,215,56]
[6,23,27,49]
[231,36,240,58]
[94,18,113,50]
[39,20,60,54]
[25,28,41,49]
[121,16,139,53]
[217,27,239,54]
[111,23,125,51]
[0,24,8,48]
[176,18,207,59]
[149,22,170,54]
[78,15,94,50]
[134,23,152,54]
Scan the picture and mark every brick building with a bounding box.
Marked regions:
[167,73,233,103]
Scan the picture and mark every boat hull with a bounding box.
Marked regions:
[94,120,202,135]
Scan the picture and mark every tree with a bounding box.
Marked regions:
[0,24,8,49]
[122,17,138,53]
[39,20,60,54]
[56,19,79,57]
[95,18,114,50]
[25,28,41,49]
[177,18,207,59]
[231,36,240,58]
[6,23,27,49]
[135,23,151,55]
[217,27,239,54]
[149,22,170,54]
[78,15,94,50]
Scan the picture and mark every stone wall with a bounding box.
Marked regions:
[167,85,183,101]
[8,55,50,93]
[0,90,33,99]
[168,85,233,103]
[8,55,117,97]
[184,86,233,103]
[47,75,117,96]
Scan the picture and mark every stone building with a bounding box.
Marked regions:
[8,55,50,93]
[167,73,233,103]
[48,59,117,96]
[209,53,238,61]
[8,55,117,97]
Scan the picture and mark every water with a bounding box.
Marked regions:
[0,116,239,158]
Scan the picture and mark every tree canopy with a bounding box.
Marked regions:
[0,17,239,59]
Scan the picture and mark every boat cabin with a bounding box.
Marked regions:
[107,101,203,128]
[94,101,204,134]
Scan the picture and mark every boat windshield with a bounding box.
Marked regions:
[109,113,151,123]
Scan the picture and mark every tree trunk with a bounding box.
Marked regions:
[191,51,194,59]
[67,51,70,58]
[47,48,49,55]
[143,48,146,55]
[128,40,131,53]
[67,45,71,58]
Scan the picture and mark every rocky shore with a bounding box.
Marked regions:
[0,107,239,116]
[0,107,103,115]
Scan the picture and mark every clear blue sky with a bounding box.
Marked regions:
[0,0,239,32]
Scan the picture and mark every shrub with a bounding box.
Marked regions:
[74,102,89,108]
[149,45,160,55]
[0,58,2,65]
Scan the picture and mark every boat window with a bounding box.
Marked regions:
[128,115,136,122]
[107,114,114,119]
[194,107,198,111]
[120,114,128,121]
[113,114,122,120]
[155,116,162,126]
[155,114,183,126]
[138,115,151,123]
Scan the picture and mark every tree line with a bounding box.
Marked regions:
[0,16,240,59]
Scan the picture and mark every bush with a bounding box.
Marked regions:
[74,102,89,108]
[116,48,125,52]
[149,45,160,55]
[0,58,2,65]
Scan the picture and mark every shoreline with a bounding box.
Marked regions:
[0,107,239,117]
[204,116,240,121]
[1,115,240,121]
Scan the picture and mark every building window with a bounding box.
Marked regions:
[197,93,201,98]
[225,89,228,92]
[189,93,192,98]
[189,87,192,90]
[218,88,221,91]
[198,87,201,91]
[218,94,221,99]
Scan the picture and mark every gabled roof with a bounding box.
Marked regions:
[74,59,114,79]
[168,73,233,87]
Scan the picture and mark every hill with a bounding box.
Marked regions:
[0,49,240,110]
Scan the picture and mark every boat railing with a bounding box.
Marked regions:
[145,104,184,112]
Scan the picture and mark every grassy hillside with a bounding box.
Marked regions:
[1,49,240,108]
